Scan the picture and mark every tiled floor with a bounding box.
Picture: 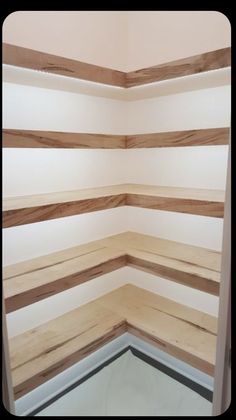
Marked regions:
[36,350,212,417]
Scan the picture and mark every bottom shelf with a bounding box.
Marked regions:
[9,284,217,400]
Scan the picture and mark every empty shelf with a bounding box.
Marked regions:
[126,128,229,148]
[3,130,126,149]
[3,128,229,149]
[3,184,225,227]
[9,284,217,399]
[3,232,221,313]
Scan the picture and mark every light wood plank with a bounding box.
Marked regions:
[3,128,229,149]
[125,184,224,218]
[126,128,230,148]
[127,194,224,218]
[3,43,126,87]
[98,285,217,375]
[3,232,221,312]
[10,301,126,399]
[3,185,127,227]
[3,129,126,149]
[3,184,225,227]
[9,284,217,399]
[4,250,126,313]
[126,47,231,87]
[125,184,225,202]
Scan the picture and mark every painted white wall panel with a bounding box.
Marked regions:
[125,146,229,190]
[3,82,126,133]
[126,86,231,134]
[3,149,126,196]
[125,207,223,251]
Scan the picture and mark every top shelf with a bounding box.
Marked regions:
[3,128,229,149]
[3,43,231,87]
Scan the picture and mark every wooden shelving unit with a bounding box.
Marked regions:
[3,44,230,404]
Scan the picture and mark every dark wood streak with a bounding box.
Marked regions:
[42,66,74,73]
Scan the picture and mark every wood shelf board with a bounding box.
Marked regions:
[3,129,126,149]
[126,128,230,148]
[3,184,225,228]
[3,231,221,313]
[3,184,224,211]
[9,284,217,399]
[125,48,231,87]
[3,43,125,88]
[3,43,231,87]
[3,128,229,149]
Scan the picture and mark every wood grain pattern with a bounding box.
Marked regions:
[126,128,230,148]
[99,284,218,375]
[126,194,224,218]
[3,128,229,149]
[3,43,125,87]
[3,231,221,312]
[3,43,230,87]
[3,184,225,227]
[3,129,126,149]
[9,284,217,398]
[3,193,126,228]
[126,47,231,87]
[10,301,126,399]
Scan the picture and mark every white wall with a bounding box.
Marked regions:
[3,11,127,71]
[3,74,230,336]
[126,11,231,71]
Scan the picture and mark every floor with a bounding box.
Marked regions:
[36,350,212,417]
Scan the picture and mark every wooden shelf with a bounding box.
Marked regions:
[3,43,125,88]
[125,47,231,87]
[9,284,217,399]
[3,128,229,149]
[3,184,225,228]
[3,231,221,313]
[3,130,126,149]
[3,43,230,87]
[126,128,229,148]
